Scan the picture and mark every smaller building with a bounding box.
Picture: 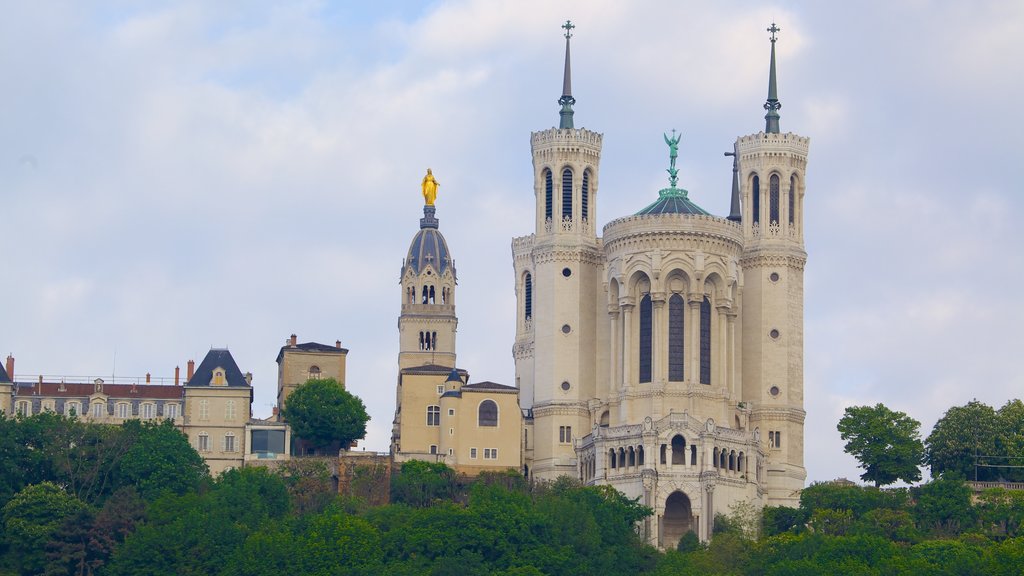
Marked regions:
[244,417,292,465]
[275,333,349,420]
[182,349,254,475]
[0,356,13,415]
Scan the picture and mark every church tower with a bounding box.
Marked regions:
[513,21,606,480]
[399,181,458,371]
[736,24,809,506]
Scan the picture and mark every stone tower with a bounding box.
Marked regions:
[737,24,809,506]
[513,21,606,479]
[399,200,458,370]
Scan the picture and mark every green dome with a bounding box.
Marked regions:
[635,187,710,216]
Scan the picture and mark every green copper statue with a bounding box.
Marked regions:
[664,130,681,189]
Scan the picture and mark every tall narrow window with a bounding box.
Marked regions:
[142,403,155,419]
[752,175,760,225]
[478,400,498,427]
[524,274,533,321]
[700,296,712,385]
[544,169,553,220]
[769,174,780,224]
[422,286,429,304]
[224,433,236,452]
[426,405,440,426]
[429,285,435,304]
[789,175,796,225]
[639,294,652,383]
[668,293,685,381]
[562,168,573,220]
[198,433,210,452]
[432,332,437,350]
[581,170,590,221]
[225,400,236,421]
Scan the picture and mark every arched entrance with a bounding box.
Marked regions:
[662,491,694,548]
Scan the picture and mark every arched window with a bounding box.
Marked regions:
[789,175,796,225]
[421,286,429,304]
[769,174,780,225]
[599,410,610,427]
[581,169,590,221]
[478,400,498,427]
[544,168,553,220]
[639,294,652,383]
[668,293,685,381]
[637,445,645,466]
[729,450,736,471]
[619,447,626,468]
[419,332,425,350]
[610,449,617,469]
[428,285,435,304]
[713,447,719,467]
[720,449,728,469]
[426,405,440,426]
[562,168,573,220]
[660,444,667,464]
[524,273,533,321]
[308,365,321,380]
[432,332,437,350]
[700,296,712,385]
[628,446,636,467]
[671,435,686,465]
[738,452,745,473]
[752,175,760,224]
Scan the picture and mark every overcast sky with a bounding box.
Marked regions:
[2,1,1022,484]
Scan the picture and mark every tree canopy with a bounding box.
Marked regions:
[280,378,370,451]
[838,403,925,486]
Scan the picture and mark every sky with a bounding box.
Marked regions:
[2,1,1022,484]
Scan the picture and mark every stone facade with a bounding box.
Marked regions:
[511,30,809,546]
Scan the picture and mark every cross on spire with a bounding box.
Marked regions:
[562,20,575,39]
[767,22,781,42]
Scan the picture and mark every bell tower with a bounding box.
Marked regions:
[514,21,606,480]
[737,23,809,506]
[399,177,458,370]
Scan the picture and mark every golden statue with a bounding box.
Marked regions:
[422,168,440,206]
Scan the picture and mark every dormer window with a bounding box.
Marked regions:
[212,368,226,386]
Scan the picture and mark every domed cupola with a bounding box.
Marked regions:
[635,130,711,216]
[404,205,456,279]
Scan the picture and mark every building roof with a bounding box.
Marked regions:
[13,381,183,399]
[463,381,517,392]
[186,349,249,387]
[636,187,710,216]
[401,364,467,377]
[404,205,455,278]
[0,363,9,383]
[276,341,349,363]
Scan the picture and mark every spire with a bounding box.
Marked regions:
[764,22,782,134]
[726,144,741,221]
[558,20,576,129]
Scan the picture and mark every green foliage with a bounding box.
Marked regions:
[280,378,369,450]
[676,531,702,553]
[838,403,925,486]
[275,458,337,516]
[762,505,810,537]
[976,488,1024,538]
[119,419,208,500]
[809,508,854,536]
[799,481,908,519]
[390,460,461,507]
[913,477,976,536]
[1,482,87,575]
[926,400,999,480]
[853,508,921,543]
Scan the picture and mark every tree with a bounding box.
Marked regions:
[926,400,999,481]
[837,404,925,486]
[280,378,369,451]
[1,482,88,575]
[118,420,208,500]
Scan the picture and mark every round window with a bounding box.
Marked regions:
[561,324,571,334]
[769,272,780,282]
[562,267,572,277]
[769,386,780,397]
[769,329,780,339]
[561,381,571,391]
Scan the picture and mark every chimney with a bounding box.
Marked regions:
[145,372,151,384]
[5,355,13,381]
[335,340,342,349]
[244,372,252,385]
[174,366,180,386]
[272,406,279,416]
[290,334,297,346]
[187,359,195,381]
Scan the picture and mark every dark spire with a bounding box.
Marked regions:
[726,144,741,221]
[558,20,576,129]
[764,22,782,134]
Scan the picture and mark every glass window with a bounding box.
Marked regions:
[142,403,154,419]
[66,402,80,416]
[224,433,236,452]
[92,403,104,418]
[638,294,652,383]
[252,429,286,454]
[562,168,573,220]
[700,296,712,385]
[198,433,210,452]
[668,293,685,381]
[470,448,478,459]
[16,401,29,416]
[524,274,533,321]
[117,403,129,418]
[769,174,780,224]
[165,404,178,419]
[544,169,553,220]
[478,400,498,427]
[426,405,440,426]
[199,400,209,420]
[559,426,572,444]
[225,400,236,421]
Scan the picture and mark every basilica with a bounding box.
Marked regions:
[393,22,808,547]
